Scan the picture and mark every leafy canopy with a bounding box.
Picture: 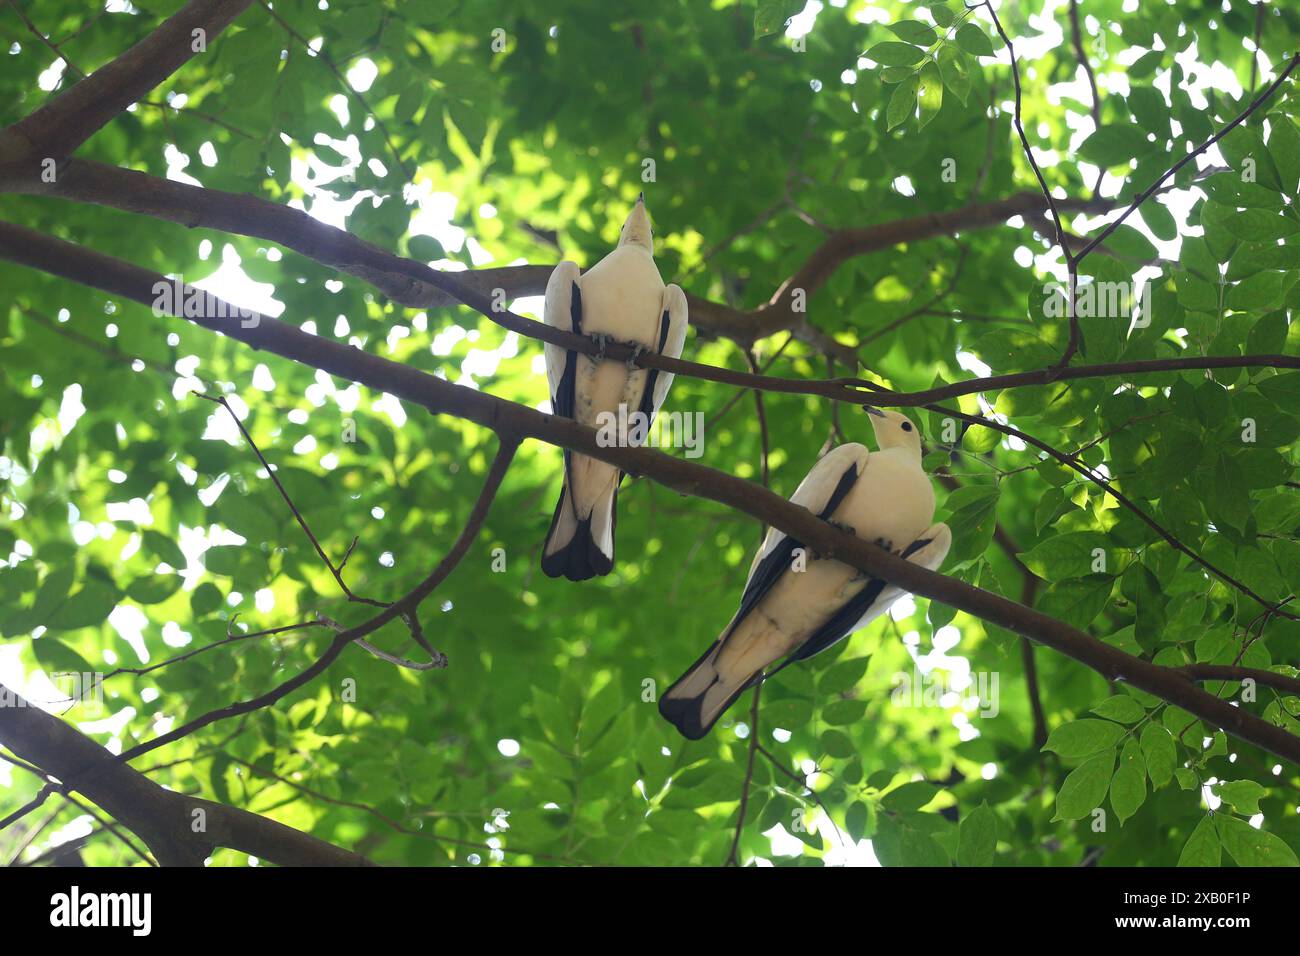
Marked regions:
[1,0,1299,867]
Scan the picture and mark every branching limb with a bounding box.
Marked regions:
[114,437,517,767]
[0,684,374,865]
[0,0,255,161]
[3,223,1299,771]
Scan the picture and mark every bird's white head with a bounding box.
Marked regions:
[617,192,654,253]
[864,406,923,458]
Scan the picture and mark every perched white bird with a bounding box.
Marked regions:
[541,194,689,580]
[659,409,952,739]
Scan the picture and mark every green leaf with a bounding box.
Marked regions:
[203,546,244,576]
[874,816,949,866]
[46,581,119,631]
[1219,125,1283,192]
[867,42,928,67]
[209,754,233,806]
[1090,696,1145,724]
[32,566,75,619]
[408,235,447,262]
[1140,198,1178,241]
[928,3,956,28]
[1227,271,1285,312]
[1042,719,1125,758]
[1217,208,1299,242]
[954,22,994,57]
[887,21,938,46]
[1018,531,1109,581]
[881,781,939,811]
[1202,172,1286,209]
[822,698,867,726]
[1177,816,1221,867]
[126,574,183,605]
[956,801,997,866]
[917,61,943,130]
[31,635,95,679]
[1215,816,1299,867]
[1128,87,1170,140]
[1110,761,1146,824]
[944,484,1000,565]
[844,801,872,842]
[886,73,920,131]
[936,44,971,106]
[531,687,573,749]
[191,582,224,617]
[1078,126,1155,166]
[819,656,871,694]
[1266,112,1300,195]
[1053,752,1114,821]
[1036,576,1113,630]
[821,729,857,759]
[142,530,187,569]
[1214,780,1267,815]
[1139,723,1176,788]
[754,0,804,37]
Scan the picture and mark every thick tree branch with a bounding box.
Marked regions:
[1,216,1291,622]
[1,158,1113,364]
[0,0,254,162]
[0,684,373,866]
[1179,665,1300,698]
[4,224,1299,767]
[7,165,1293,414]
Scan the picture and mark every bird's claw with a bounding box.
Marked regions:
[828,520,857,537]
[625,343,645,370]
[592,332,609,360]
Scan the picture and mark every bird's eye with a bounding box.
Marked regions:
[902,422,913,432]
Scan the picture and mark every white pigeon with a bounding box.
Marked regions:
[541,194,689,580]
[659,409,952,739]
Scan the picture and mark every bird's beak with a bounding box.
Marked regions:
[862,405,885,418]
[637,191,645,205]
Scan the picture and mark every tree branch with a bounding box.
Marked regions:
[1179,665,1300,698]
[1075,51,1300,264]
[7,165,1292,414]
[0,684,374,866]
[2,215,1291,623]
[4,223,1298,768]
[0,0,254,162]
[0,157,1115,363]
[977,1,1080,366]
[114,437,517,768]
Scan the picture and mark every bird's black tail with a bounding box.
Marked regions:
[658,641,761,740]
[540,483,615,581]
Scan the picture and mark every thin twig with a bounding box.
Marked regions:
[725,680,764,867]
[976,1,1080,366]
[1066,0,1105,197]
[258,0,412,179]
